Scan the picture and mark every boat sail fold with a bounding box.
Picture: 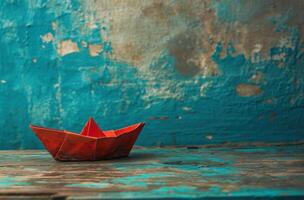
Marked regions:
[30,117,145,161]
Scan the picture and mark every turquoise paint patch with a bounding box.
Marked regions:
[152,185,200,197]
[231,187,304,197]
[210,0,269,23]
[97,185,202,199]
[201,166,238,177]
[111,172,173,188]
[66,182,110,188]
[0,176,31,187]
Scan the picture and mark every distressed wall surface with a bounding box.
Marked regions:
[0,0,304,149]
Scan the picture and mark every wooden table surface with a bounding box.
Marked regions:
[0,143,303,199]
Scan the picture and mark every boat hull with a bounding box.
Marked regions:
[30,123,144,161]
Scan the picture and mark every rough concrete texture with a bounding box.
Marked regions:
[0,0,304,149]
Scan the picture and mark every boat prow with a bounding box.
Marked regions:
[30,119,145,161]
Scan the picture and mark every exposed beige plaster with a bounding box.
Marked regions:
[51,21,57,30]
[41,33,54,43]
[263,98,275,104]
[86,21,98,30]
[88,44,103,56]
[57,40,80,56]
[81,41,88,47]
[236,84,262,97]
[250,71,264,83]
[200,82,211,96]
[206,135,213,140]
[182,107,192,112]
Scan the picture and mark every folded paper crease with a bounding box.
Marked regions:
[30,117,145,161]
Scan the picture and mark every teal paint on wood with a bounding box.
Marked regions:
[0,144,303,198]
[0,176,31,187]
[0,0,304,149]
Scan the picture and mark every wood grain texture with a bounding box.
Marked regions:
[0,143,303,199]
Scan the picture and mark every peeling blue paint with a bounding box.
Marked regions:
[0,0,304,149]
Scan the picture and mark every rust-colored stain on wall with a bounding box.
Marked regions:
[236,84,262,97]
[88,44,103,57]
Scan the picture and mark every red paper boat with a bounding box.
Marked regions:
[30,117,145,161]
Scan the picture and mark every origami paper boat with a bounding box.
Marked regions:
[30,117,145,161]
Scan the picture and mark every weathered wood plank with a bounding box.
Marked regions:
[0,144,303,199]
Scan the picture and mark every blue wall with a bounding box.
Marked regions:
[0,0,304,149]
